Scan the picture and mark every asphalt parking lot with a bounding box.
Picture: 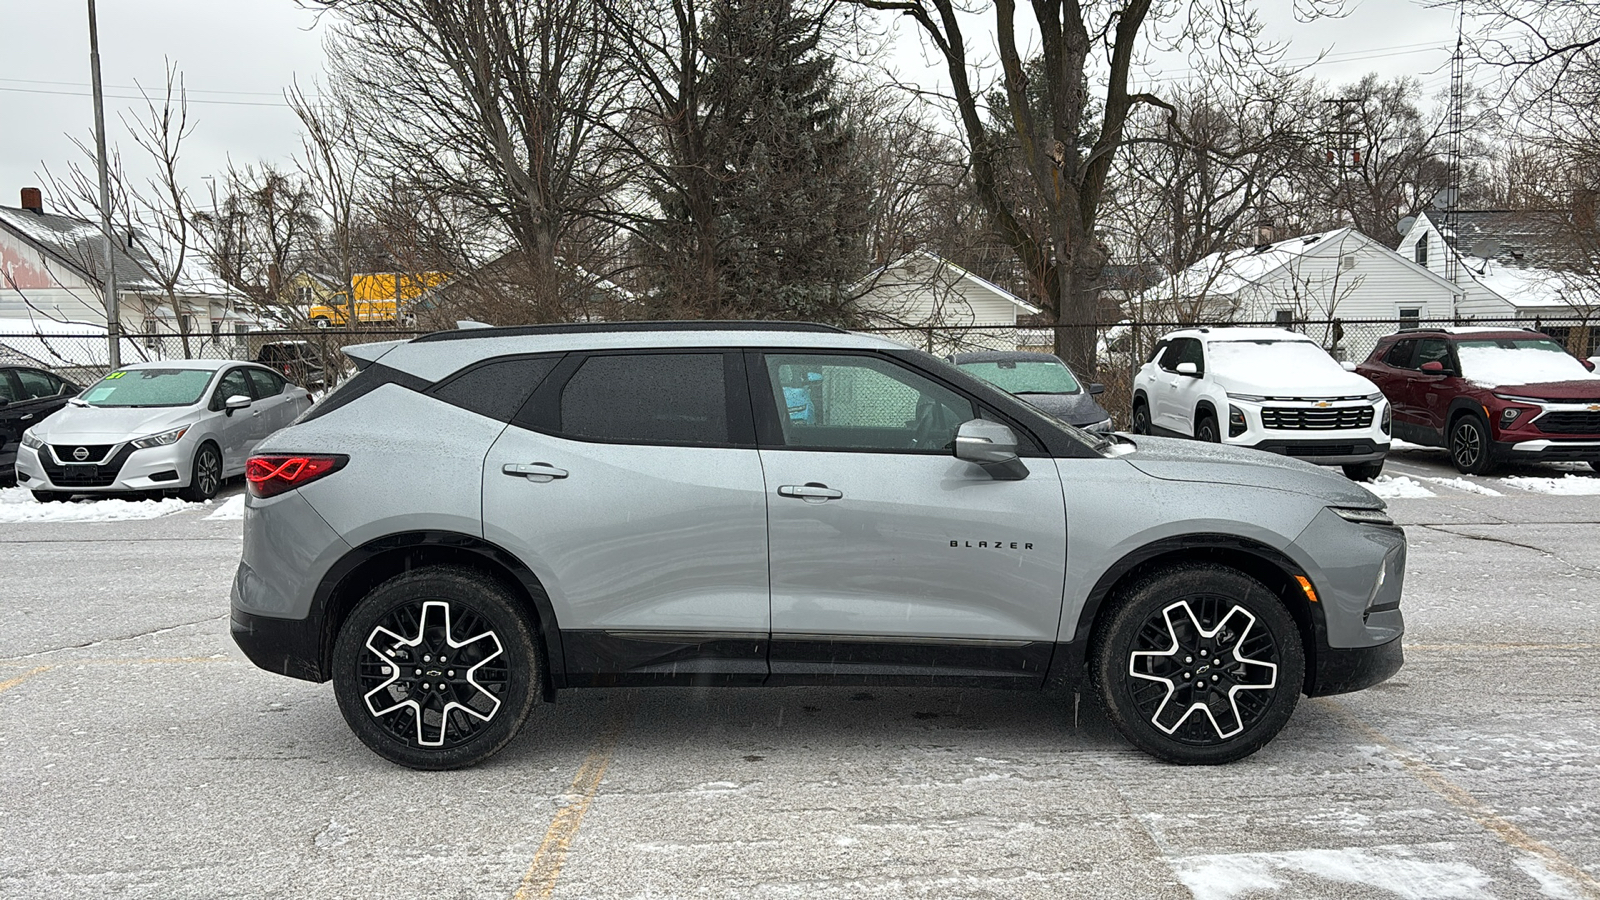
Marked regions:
[2,445,1599,900]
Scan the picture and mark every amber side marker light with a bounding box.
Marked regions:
[1295,575,1320,603]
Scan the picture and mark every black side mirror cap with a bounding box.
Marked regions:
[1088,383,1105,395]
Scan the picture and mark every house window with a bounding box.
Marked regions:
[297,286,313,304]
[1414,235,1429,267]
[1399,308,1422,331]
[1273,309,1294,327]
[181,314,194,333]
[211,320,222,339]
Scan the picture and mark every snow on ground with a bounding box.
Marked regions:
[0,487,196,523]
[1173,846,1495,900]
[205,494,246,521]
[1363,475,1436,499]
[1419,476,1504,497]
[1390,439,1444,452]
[1499,474,1600,496]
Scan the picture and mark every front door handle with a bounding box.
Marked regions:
[20,414,32,421]
[778,482,842,501]
[503,462,569,483]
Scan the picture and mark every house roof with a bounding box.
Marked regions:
[1149,227,1462,302]
[860,251,1042,315]
[0,204,165,292]
[1411,211,1585,309]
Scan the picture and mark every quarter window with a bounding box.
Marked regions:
[559,353,729,445]
[763,353,974,452]
[432,356,558,423]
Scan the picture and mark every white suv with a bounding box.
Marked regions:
[1131,328,1391,480]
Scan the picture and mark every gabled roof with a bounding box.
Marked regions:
[1410,211,1584,309]
[0,204,162,292]
[1148,227,1462,301]
[859,251,1042,314]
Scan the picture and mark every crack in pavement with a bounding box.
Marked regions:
[1419,524,1600,574]
[0,614,229,662]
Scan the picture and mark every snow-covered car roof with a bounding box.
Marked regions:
[1159,327,1315,344]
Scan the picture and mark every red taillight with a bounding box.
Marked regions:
[246,454,348,499]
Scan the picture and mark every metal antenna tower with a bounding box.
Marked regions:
[1444,1,1465,284]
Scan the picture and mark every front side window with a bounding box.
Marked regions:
[1415,338,1452,370]
[559,353,728,445]
[1162,338,1204,374]
[212,369,253,407]
[764,353,974,452]
[1383,340,1417,368]
[957,358,1081,395]
[81,369,216,408]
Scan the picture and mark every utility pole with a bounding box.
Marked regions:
[1323,97,1363,226]
[88,0,120,368]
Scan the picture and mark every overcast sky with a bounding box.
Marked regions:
[0,0,1463,215]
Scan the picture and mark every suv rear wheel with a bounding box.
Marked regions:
[332,567,539,770]
[1092,563,1304,765]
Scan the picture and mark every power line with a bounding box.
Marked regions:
[0,76,293,98]
[0,85,293,108]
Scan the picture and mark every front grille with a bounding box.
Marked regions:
[1536,411,1600,434]
[50,444,114,464]
[1261,406,1375,430]
[40,445,135,488]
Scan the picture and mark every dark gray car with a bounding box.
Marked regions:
[231,322,1404,770]
[951,351,1113,432]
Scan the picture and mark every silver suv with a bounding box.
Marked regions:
[231,323,1405,769]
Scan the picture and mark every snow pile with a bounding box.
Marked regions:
[1420,476,1503,497]
[1499,474,1600,495]
[0,487,195,523]
[1363,475,1435,499]
[206,494,246,521]
[1173,847,1493,900]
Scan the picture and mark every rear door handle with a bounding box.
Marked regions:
[778,483,842,501]
[503,462,569,483]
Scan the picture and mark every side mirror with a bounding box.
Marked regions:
[1088,383,1105,395]
[0,397,9,409]
[1420,361,1445,373]
[1340,361,1358,372]
[224,394,253,416]
[1584,358,1596,372]
[1175,362,1199,376]
[954,419,1029,481]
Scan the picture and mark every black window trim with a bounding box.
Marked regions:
[512,348,755,449]
[743,347,1052,458]
[427,351,564,424]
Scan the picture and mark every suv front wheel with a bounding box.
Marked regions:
[332,567,540,770]
[1449,413,1496,475]
[1092,563,1304,765]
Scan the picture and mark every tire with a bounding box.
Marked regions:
[1195,413,1221,443]
[31,490,69,503]
[310,316,331,328]
[178,442,223,502]
[1091,563,1305,765]
[1342,460,1385,481]
[1448,414,1496,475]
[1131,400,1151,435]
[332,567,539,770]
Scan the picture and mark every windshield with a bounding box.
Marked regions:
[1207,340,1345,377]
[80,368,215,408]
[1456,338,1598,385]
[957,359,1081,394]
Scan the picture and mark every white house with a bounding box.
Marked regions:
[1138,226,1465,359]
[854,251,1041,354]
[1398,209,1597,321]
[0,188,249,369]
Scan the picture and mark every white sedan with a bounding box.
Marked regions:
[15,360,313,502]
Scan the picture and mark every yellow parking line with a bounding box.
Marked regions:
[1406,642,1600,652]
[0,655,226,670]
[1320,699,1600,898]
[0,666,52,694]
[512,701,633,900]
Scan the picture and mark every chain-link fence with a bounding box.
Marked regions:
[860,317,1599,427]
[0,328,428,389]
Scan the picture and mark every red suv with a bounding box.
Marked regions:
[1357,327,1600,474]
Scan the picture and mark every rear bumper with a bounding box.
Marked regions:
[1308,635,1404,696]
[230,603,324,683]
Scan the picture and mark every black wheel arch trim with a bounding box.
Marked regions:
[1051,533,1329,694]
[310,530,566,692]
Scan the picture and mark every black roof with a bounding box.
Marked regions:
[413,320,846,343]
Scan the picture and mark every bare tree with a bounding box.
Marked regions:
[287,82,371,324]
[193,163,321,327]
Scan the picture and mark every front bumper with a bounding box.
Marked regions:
[1309,635,1404,696]
[1496,438,1600,462]
[14,439,193,493]
[1223,399,1390,466]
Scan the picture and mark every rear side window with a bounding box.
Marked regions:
[430,356,558,423]
[558,353,728,445]
[16,369,63,400]
[245,368,286,399]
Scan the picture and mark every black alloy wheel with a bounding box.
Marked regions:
[1131,401,1151,435]
[1449,414,1495,475]
[1195,414,1221,443]
[179,443,223,502]
[1092,563,1304,765]
[332,567,539,770]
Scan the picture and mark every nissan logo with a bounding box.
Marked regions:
[72,447,90,461]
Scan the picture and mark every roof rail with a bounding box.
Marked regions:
[411,320,848,343]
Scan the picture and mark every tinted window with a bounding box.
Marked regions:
[559,353,728,445]
[82,369,216,408]
[432,356,558,423]
[212,369,253,408]
[1383,340,1417,368]
[764,353,974,452]
[15,369,62,400]
[1172,339,1205,373]
[245,368,285,399]
[1415,338,1451,369]
[0,371,18,403]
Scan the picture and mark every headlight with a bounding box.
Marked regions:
[1493,394,1545,404]
[1226,392,1267,402]
[1365,392,1384,402]
[1332,507,1394,527]
[1081,417,1114,433]
[132,426,189,449]
[20,431,43,450]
